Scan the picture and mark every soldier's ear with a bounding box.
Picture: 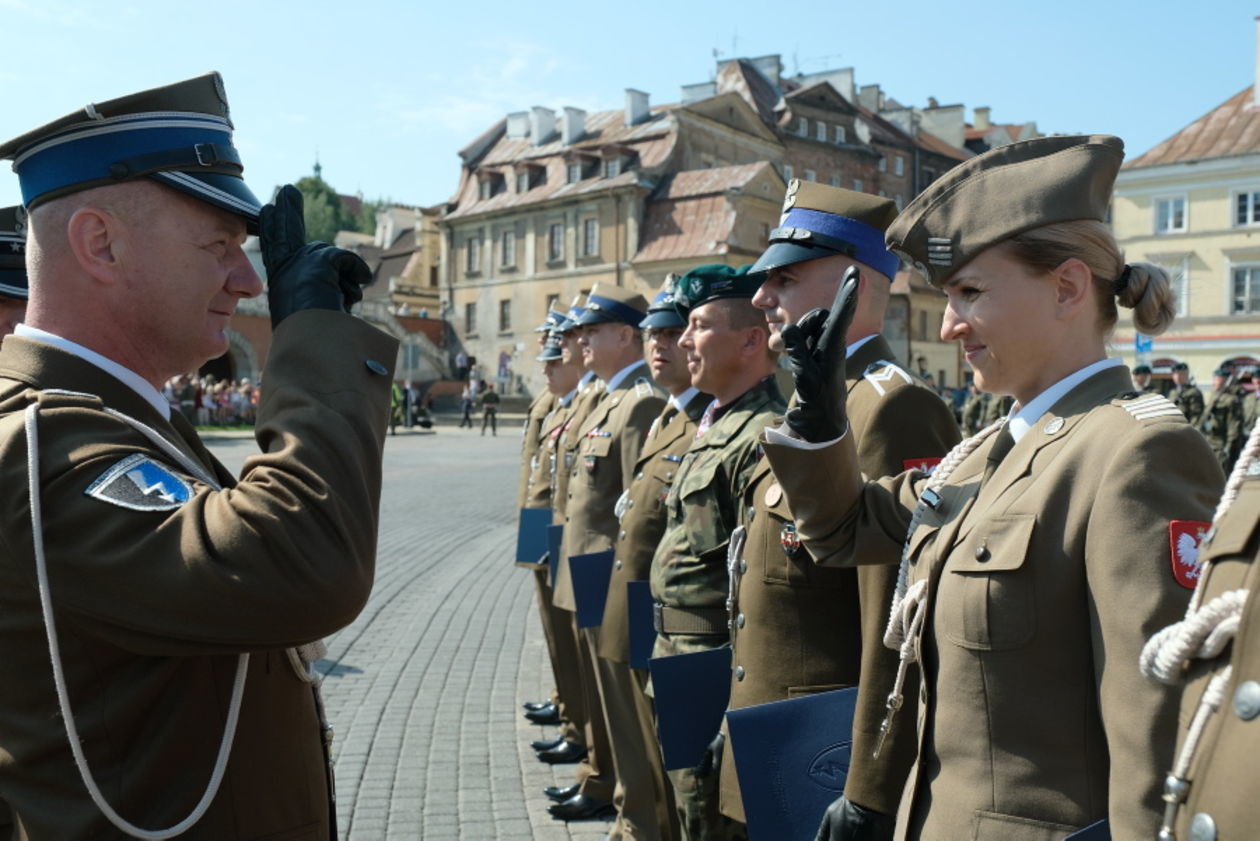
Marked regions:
[66,206,124,287]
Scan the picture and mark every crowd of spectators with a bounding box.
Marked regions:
[162,373,260,427]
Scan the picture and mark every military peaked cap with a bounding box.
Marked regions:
[752,180,900,278]
[557,295,586,332]
[640,273,688,330]
[537,332,563,361]
[886,134,1124,287]
[577,283,649,327]
[674,264,763,310]
[535,309,566,332]
[0,72,262,231]
[0,206,29,300]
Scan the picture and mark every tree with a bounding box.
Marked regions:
[293,169,354,244]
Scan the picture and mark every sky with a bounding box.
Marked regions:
[1,0,1256,210]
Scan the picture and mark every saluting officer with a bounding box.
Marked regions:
[1200,368,1244,473]
[763,135,1222,839]
[1170,361,1205,427]
[649,265,784,841]
[724,183,960,839]
[0,73,395,840]
[599,274,711,841]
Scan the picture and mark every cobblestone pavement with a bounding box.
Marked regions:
[207,426,612,841]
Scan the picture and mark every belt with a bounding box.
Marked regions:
[653,603,728,636]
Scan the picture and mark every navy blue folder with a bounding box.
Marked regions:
[515,508,551,566]
[649,646,732,770]
[626,581,656,670]
[725,687,859,841]
[569,550,615,629]
[547,525,563,588]
[1065,820,1110,840]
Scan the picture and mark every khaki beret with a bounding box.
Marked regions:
[886,134,1124,287]
[753,180,900,278]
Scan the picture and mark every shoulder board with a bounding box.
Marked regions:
[1113,393,1185,422]
[635,377,654,397]
[862,360,913,397]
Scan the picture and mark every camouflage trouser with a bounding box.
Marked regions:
[667,764,746,841]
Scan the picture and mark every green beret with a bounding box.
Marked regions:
[886,134,1124,287]
[674,264,763,310]
[0,206,28,300]
[1133,364,1152,375]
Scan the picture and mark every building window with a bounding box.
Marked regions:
[605,158,621,178]
[479,181,492,200]
[1155,196,1187,234]
[429,266,438,287]
[895,194,904,210]
[804,169,817,182]
[464,302,477,334]
[581,218,599,257]
[499,299,512,332]
[499,230,515,267]
[567,162,584,184]
[516,172,530,193]
[878,156,887,173]
[853,178,864,192]
[783,164,794,182]
[547,223,564,262]
[797,118,809,137]
[816,122,827,142]
[1235,189,1260,226]
[1165,256,1189,317]
[894,156,905,176]
[879,190,887,198]
[1232,265,1260,314]
[834,125,846,144]
[465,236,481,275]
[546,293,560,313]
[829,174,841,187]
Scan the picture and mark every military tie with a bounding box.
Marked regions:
[982,424,1016,484]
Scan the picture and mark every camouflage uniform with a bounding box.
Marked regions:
[982,393,1014,427]
[960,391,989,434]
[649,377,786,841]
[1172,384,1205,428]
[1199,388,1244,473]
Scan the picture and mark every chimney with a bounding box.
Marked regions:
[927,96,940,109]
[974,106,991,131]
[561,107,586,145]
[625,88,650,126]
[681,82,717,104]
[858,84,882,112]
[1255,16,1260,106]
[506,111,530,139]
[530,106,556,146]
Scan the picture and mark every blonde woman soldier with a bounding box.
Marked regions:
[765,135,1224,840]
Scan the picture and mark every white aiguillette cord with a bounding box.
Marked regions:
[25,393,247,839]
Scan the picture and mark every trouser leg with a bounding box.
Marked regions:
[632,667,679,841]
[546,592,588,747]
[667,764,746,841]
[569,611,616,802]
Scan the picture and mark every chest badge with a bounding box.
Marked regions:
[780,522,805,559]
[764,482,783,507]
[1044,417,1065,435]
[85,454,193,511]
[1169,520,1210,589]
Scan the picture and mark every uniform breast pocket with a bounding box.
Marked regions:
[939,514,1037,651]
[758,494,815,586]
[582,436,613,486]
[677,458,724,556]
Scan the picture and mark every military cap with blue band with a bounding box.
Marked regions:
[673,264,764,310]
[537,332,564,361]
[751,180,900,279]
[557,295,587,332]
[0,206,29,301]
[0,72,262,233]
[576,283,648,328]
[640,274,688,330]
[535,310,567,333]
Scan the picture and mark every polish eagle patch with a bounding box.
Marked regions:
[85,454,193,511]
[1169,520,1210,589]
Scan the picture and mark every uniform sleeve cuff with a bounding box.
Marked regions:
[762,421,847,450]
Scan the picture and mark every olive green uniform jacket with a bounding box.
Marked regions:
[764,366,1222,841]
[517,390,557,510]
[650,377,786,658]
[1200,389,1243,471]
[556,363,664,611]
[719,337,960,821]
[0,310,396,841]
[1173,384,1205,428]
[1165,474,1260,840]
[599,390,710,663]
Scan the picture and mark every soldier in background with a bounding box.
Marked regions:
[1170,362,1204,427]
[1200,367,1244,473]
[1132,363,1158,394]
[649,265,784,841]
[959,382,988,434]
[982,392,1014,427]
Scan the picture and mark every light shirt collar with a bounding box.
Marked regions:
[670,386,699,413]
[559,387,578,408]
[604,360,642,392]
[1006,357,1122,443]
[845,333,878,357]
[15,324,171,420]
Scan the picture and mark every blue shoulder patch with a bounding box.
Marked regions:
[84,454,193,511]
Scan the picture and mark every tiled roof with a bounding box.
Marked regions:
[634,162,776,264]
[1126,87,1260,168]
[916,129,971,161]
[964,124,1022,142]
[716,60,781,126]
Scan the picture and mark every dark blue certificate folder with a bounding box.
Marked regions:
[515,508,551,566]
[1065,820,1109,840]
[569,550,615,629]
[725,687,859,841]
[547,525,563,588]
[649,646,732,770]
[626,581,656,670]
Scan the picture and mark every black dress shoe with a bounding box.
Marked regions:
[522,700,552,712]
[548,793,615,821]
[531,734,567,751]
[543,782,581,803]
[536,740,587,764]
[524,704,562,725]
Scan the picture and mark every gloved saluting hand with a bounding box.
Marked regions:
[260,184,372,328]
[779,265,860,442]
[814,795,896,841]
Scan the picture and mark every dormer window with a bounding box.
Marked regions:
[564,153,599,184]
[605,158,621,178]
[477,171,506,200]
[513,163,545,193]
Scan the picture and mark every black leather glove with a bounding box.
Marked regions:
[814,796,896,841]
[694,731,724,778]
[779,265,860,442]
[259,184,371,328]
